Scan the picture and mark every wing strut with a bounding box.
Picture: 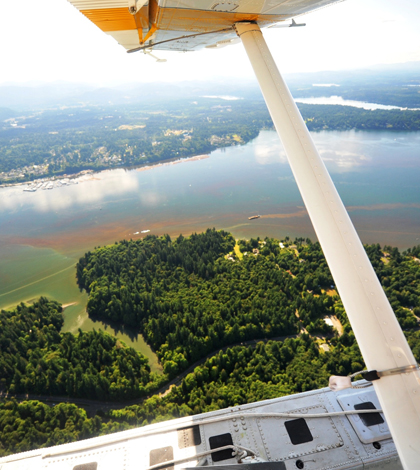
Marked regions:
[234,21,420,470]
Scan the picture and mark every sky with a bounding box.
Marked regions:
[0,0,420,85]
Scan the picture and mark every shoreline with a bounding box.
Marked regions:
[136,154,209,173]
[0,154,211,190]
[0,170,94,189]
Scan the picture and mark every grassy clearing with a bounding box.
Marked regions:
[234,240,243,260]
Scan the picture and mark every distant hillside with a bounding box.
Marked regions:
[0,107,16,121]
[285,61,420,86]
[0,81,260,110]
[2,62,420,111]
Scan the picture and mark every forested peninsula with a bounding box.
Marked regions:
[1,230,420,456]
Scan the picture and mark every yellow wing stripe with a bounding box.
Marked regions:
[81,8,137,31]
[80,4,286,34]
[81,7,149,32]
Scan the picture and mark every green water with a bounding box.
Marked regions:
[1,129,419,374]
[0,244,78,308]
[0,244,161,373]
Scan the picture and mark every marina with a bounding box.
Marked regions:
[23,178,79,192]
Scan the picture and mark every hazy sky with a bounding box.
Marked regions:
[1,0,419,85]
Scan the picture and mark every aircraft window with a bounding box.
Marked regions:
[284,418,313,445]
[150,446,174,470]
[73,464,97,470]
[209,433,234,462]
[177,425,201,448]
[354,402,384,427]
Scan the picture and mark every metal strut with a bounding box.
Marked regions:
[234,21,420,470]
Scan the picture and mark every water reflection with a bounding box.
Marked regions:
[139,190,167,207]
[0,169,141,213]
[254,142,287,165]
[318,148,370,171]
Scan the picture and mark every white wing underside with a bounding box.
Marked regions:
[67,0,342,51]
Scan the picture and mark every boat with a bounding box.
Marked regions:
[248,215,261,220]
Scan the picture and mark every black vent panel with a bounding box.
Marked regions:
[209,433,234,462]
[354,402,384,427]
[284,418,313,445]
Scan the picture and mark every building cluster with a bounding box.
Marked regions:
[90,146,122,164]
[0,164,48,183]
[210,135,231,145]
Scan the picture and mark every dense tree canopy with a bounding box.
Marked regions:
[0,400,102,457]
[77,231,336,375]
[1,231,420,457]
[77,231,419,377]
[0,298,162,401]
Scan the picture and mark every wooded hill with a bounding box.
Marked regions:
[77,230,420,376]
[76,230,336,376]
[0,298,163,401]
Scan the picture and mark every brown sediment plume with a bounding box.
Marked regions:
[6,213,225,255]
[261,204,420,217]
[5,201,419,259]
[260,209,308,219]
[356,228,420,236]
[3,204,316,258]
[346,203,420,211]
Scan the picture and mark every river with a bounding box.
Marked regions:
[1,129,419,370]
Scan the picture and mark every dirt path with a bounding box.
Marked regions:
[328,315,344,336]
[62,302,77,309]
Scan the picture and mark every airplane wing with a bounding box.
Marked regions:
[67,0,342,52]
